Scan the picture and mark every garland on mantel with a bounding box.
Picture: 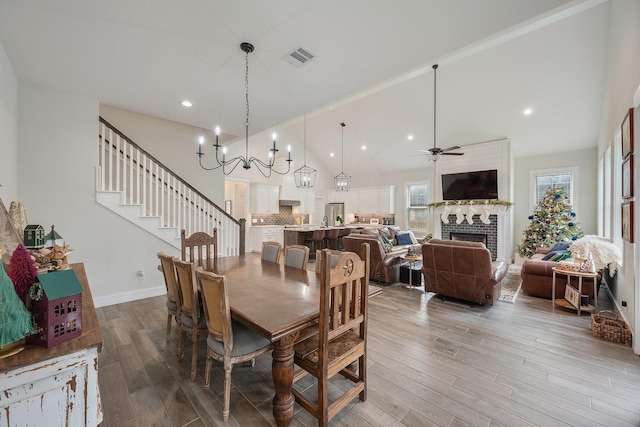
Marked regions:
[427,200,513,209]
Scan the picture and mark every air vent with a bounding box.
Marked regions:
[284,46,315,68]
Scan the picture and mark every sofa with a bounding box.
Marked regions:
[521,247,599,299]
[341,226,422,283]
[421,238,507,306]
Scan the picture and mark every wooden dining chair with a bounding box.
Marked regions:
[284,244,310,270]
[261,241,282,264]
[157,252,180,342]
[292,243,370,426]
[172,258,208,381]
[181,228,217,271]
[196,268,272,422]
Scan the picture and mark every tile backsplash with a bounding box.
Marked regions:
[251,206,310,225]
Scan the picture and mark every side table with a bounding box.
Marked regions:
[552,267,598,315]
[400,254,423,288]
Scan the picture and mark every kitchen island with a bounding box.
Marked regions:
[283,225,368,249]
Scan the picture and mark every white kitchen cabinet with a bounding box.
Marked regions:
[250,226,284,253]
[298,188,315,213]
[250,183,279,213]
[378,185,395,213]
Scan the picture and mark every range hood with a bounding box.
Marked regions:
[279,199,301,206]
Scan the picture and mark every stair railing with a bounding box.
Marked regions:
[97,117,243,256]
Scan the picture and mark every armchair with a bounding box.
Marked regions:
[421,239,507,306]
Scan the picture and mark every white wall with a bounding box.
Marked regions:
[0,39,18,204]
[596,0,640,350]
[17,83,176,306]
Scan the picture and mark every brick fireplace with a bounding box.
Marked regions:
[442,214,498,260]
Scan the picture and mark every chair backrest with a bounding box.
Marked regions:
[318,243,370,356]
[309,229,325,241]
[261,241,282,263]
[325,228,340,239]
[157,252,178,302]
[196,269,232,349]
[173,258,199,320]
[181,228,218,271]
[284,244,310,270]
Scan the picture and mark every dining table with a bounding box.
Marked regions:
[211,252,321,427]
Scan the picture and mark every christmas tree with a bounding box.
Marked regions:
[8,243,39,304]
[517,186,584,258]
[0,260,35,346]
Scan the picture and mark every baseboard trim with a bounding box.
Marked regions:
[94,286,166,308]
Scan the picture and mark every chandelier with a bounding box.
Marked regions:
[334,122,351,191]
[197,42,292,177]
[294,114,317,188]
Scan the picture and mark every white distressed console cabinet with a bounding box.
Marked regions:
[0,263,103,426]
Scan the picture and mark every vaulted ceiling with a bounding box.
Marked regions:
[0,0,610,179]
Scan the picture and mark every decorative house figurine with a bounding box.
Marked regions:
[27,269,83,348]
[24,224,45,249]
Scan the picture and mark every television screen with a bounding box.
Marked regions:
[441,169,498,200]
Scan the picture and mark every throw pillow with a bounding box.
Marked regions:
[550,241,571,252]
[542,250,571,261]
[542,250,562,261]
[407,231,419,244]
[381,234,393,247]
[396,233,413,245]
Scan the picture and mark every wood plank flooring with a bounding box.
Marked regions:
[97,279,640,426]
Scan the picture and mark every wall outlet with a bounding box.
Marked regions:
[621,300,627,307]
[137,270,145,280]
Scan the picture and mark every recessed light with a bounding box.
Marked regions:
[330,152,334,157]
[523,108,533,116]
[408,135,414,141]
[361,145,366,150]
[181,100,193,107]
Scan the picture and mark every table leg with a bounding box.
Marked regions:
[578,276,583,316]
[271,332,298,427]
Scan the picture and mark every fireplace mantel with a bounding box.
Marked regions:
[432,202,513,262]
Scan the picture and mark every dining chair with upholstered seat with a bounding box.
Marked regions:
[196,268,273,422]
[173,258,208,381]
[157,252,180,342]
[292,243,370,426]
[261,241,282,264]
[284,244,310,270]
[181,228,217,271]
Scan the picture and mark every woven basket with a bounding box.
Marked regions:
[591,310,632,346]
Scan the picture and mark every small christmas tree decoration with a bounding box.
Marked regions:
[0,262,35,353]
[8,243,39,303]
[517,186,584,258]
[44,225,64,249]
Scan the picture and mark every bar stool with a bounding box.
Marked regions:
[305,229,325,261]
[324,228,340,250]
[338,228,352,250]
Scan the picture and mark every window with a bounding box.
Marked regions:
[530,167,578,211]
[406,182,429,231]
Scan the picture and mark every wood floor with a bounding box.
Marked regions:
[97,279,640,427]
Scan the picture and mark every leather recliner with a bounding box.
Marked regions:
[342,234,407,283]
[421,238,507,306]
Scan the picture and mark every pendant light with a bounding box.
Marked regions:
[294,114,317,188]
[334,122,351,191]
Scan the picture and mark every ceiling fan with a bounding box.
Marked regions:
[419,64,464,161]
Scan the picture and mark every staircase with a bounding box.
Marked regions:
[96,117,243,256]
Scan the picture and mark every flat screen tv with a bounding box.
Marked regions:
[441,169,498,200]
